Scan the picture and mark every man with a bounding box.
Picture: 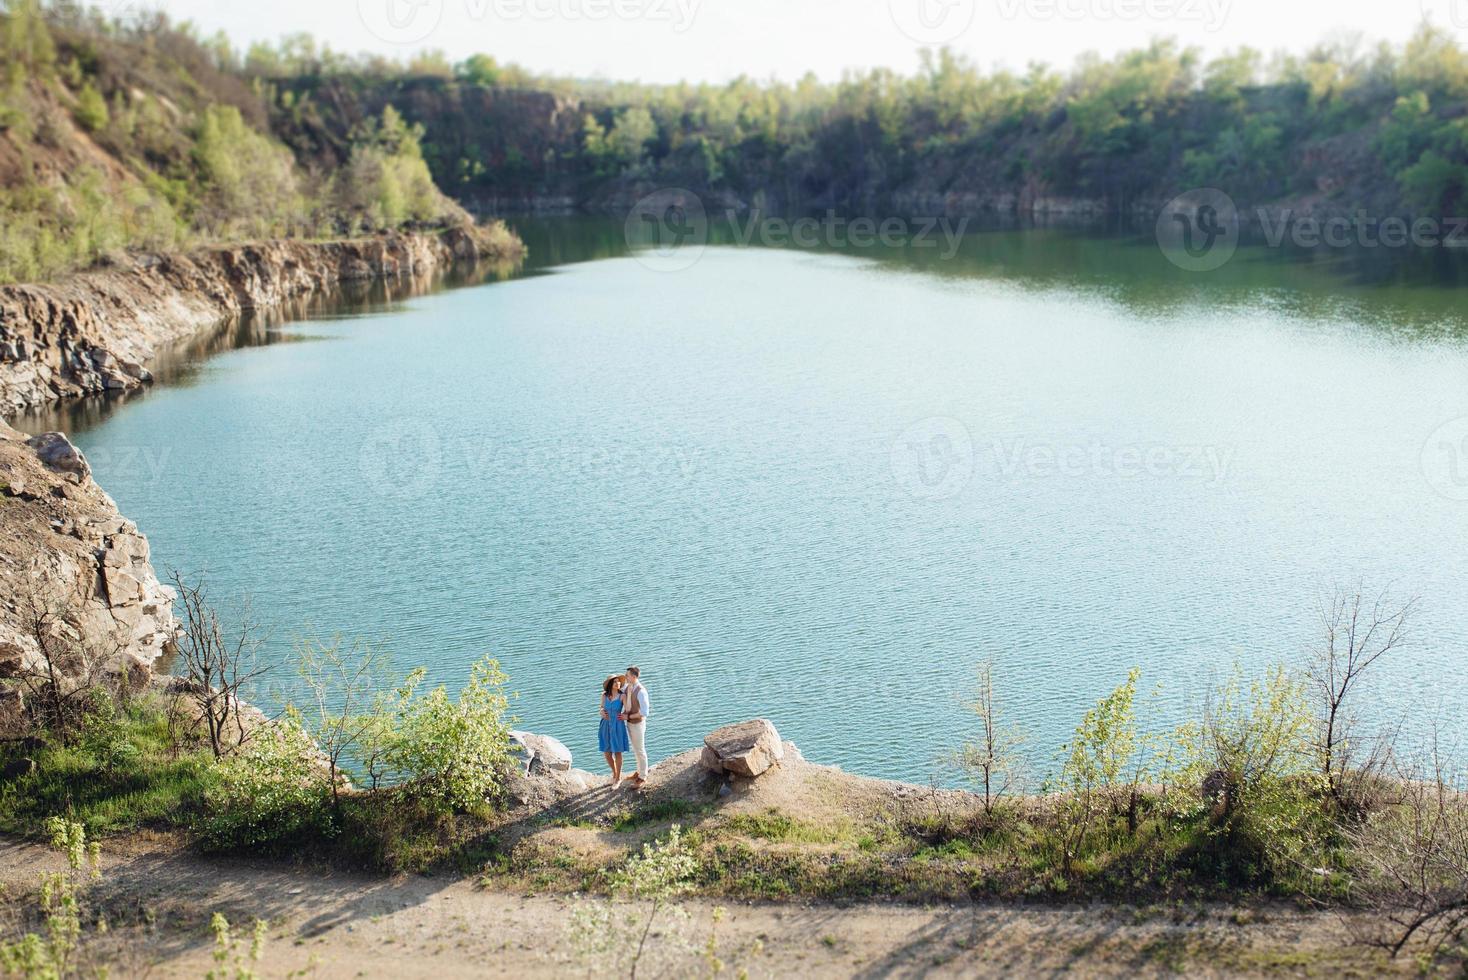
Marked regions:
[621,666,651,787]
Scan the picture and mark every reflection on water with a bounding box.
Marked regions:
[13,259,523,435]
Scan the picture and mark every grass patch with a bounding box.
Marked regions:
[0,697,216,838]
[610,799,709,832]
[720,809,853,845]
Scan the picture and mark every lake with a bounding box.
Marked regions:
[17,217,1468,782]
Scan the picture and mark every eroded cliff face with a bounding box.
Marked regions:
[0,421,176,690]
[0,226,520,415]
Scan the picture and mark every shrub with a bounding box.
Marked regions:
[191,104,304,237]
[1172,666,1326,880]
[200,714,330,850]
[73,81,107,132]
[386,657,515,816]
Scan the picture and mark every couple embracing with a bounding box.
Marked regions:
[598,666,650,787]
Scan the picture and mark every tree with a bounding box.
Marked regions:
[1174,666,1321,876]
[295,635,394,809]
[171,573,272,759]
[457,54,500,87]
[1056,668,1140,865]
[607,107,657,168]
[1309,588,1415,812]
[73,82,108,133]
[10,581,128,743]
[951,660,1024,815]
[1348,725,1468,963]
[614,825,699,980]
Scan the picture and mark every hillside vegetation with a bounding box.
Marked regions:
[6,2,1468,285]
[0,1,482,284]
[244,27,1468,218]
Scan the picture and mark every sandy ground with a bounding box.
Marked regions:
[0,838,1399,979]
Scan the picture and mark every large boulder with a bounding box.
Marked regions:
[25,432,91,483]
[700,719,784,779]
[510,730,573,774]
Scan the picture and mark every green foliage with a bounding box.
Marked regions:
[615,824,699,901]
[192,104,304,237]
[1,0,56,86]
[1172,667,1326,880]
[0,819,96,980]
[385,657,515,816]
[0,697,216,838]
[334,106,455,231]
[456,53,500,87]
[206,913,267,980]
[72,82,107,132]
[200,713,330,850]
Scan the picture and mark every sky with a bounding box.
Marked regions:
[129,0,1464,84]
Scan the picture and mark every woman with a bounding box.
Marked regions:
[598,674,631,784]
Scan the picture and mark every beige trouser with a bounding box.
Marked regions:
[627,720,648,778]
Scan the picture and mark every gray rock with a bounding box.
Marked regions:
[509,730,573,774]
[26,432,91,483]
[701,719,784,779]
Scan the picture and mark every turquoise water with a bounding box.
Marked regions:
[19,220,1468,782]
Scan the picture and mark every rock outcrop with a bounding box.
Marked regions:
[0,226,523,415]
[0,421,176,683]
[700,719,785,779]
[510,730,574,775]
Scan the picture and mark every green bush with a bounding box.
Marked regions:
[191,104,305,238]
[199,715,330,850]
[386,657,515,816]
[1171,667,1328,882]
[73,81,107,132]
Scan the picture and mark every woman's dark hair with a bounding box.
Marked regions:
[603,675,621,698]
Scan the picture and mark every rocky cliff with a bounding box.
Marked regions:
[0,421,176,691]
[0,225,522,416]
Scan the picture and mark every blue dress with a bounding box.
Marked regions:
[599,696,631,753]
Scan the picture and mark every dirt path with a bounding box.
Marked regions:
[0,839,1398,978]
